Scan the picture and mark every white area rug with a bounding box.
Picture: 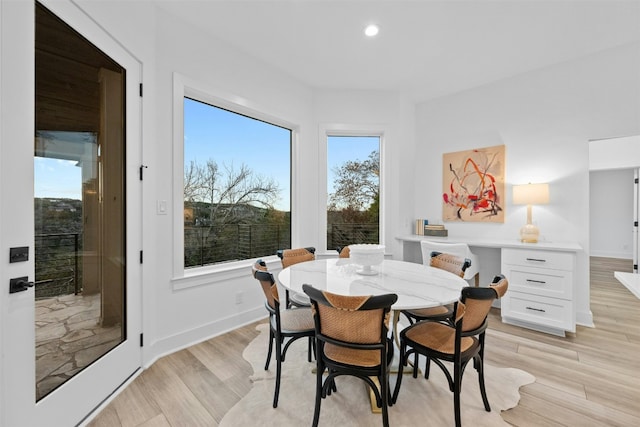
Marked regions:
[220,323,535,426]
[615,271,640,299]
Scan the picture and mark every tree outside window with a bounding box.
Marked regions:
[183,98,291,267]
[327,136,380,251]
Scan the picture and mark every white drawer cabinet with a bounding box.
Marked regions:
[501,248,576,336]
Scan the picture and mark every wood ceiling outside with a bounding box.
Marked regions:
[35,2,123,132]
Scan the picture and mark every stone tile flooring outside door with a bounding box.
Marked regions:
[35,293,122,400]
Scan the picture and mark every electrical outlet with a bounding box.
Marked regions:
[235,291,243,305]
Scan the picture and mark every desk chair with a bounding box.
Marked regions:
[251,260,315,408]
[402,251,471,326]
[420,240,480,286]
[392,275,508,427]
[303,284,398,427]
[277,247,316,308]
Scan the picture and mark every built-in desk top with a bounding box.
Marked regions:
[396,235,582,253]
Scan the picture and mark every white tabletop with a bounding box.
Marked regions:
[277,258,467,311]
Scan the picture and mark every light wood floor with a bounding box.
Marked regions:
[88,257,640,426]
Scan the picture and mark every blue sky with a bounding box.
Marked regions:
[34,157,81,199]
[34,99,379,211]
[184,98,292,210]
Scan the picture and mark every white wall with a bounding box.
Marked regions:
[590,169,634,258]
[413,42,640,327]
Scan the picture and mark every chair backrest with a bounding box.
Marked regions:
[337,246,351,258]
[430,251,471,278]
[459,274,508,333]
[420,240,479,282]
[302,284,397,345]
[251,259,280,312]
[420,241,471,265]
[277,247,316,268]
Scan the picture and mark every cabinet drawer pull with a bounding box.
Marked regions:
[526,306,546,313]
[526,279,546,284]
[526,258,546,263]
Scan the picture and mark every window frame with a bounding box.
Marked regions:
[172,73,298,287]
[318,123,386,254]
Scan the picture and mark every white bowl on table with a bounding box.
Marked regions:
[349,244,385,275]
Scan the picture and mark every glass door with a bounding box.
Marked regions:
[1,1,142,425]
[34,2,128,399]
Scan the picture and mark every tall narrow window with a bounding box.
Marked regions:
[183,98,292,267]
[326,136,380,250]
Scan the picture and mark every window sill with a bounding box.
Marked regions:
[171,256,281,291]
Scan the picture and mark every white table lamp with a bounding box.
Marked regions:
[513,183,549,243]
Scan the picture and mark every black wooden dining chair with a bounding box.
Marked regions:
[303,284,398,427]
[392,275,508,427]
[251,259,315,408]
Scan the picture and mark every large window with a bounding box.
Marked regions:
[183,97,292,268]
[326,135,380,250]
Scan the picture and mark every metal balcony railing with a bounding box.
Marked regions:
[33,223,379,291]
[184,222,379,268]
[34,232,80,299]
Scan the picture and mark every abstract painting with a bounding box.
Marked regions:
[442,145,505,222]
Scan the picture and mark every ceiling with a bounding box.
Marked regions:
[156,0,640,102]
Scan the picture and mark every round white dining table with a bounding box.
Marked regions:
[277,258,467,311]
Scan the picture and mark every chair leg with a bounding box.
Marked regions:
[453,361,462,427]
[273,336,282,408]
[392,343,406,404]
[474,273,480,287]
[476,355,491,411]
[265,328,274,370]
[312,361,324,427]
[381,371,390,427]
[424,355,431,379]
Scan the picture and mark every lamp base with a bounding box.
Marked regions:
[520,223,540,243]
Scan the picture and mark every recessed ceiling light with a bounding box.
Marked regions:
[364,24,379,37]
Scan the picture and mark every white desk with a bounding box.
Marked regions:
[397,235,583,336]
[277,258,467,311]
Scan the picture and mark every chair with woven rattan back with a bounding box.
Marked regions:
[420,240,480,286]
[392,275,508,427]
[337,245,351,258]
[277,247,316,308]
[303,284,398,427]
[401,251,471,326]
[251,259,315,408]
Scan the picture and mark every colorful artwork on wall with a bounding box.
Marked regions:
[442,144,505,222]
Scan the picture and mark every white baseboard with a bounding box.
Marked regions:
[589,250,633,259]
[143,306,266,369]
[576,310,594,328]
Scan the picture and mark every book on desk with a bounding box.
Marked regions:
[415,219,448,236]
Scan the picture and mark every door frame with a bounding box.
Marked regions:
[0,1,143,425]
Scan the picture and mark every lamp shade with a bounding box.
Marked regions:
[513,183,549,205]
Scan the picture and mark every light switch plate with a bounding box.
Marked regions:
[157,200,168,215]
